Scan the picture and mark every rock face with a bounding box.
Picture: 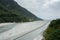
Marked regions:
[0,0,42,22]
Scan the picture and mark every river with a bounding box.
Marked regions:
[0,21,50,40]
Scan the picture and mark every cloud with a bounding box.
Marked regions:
[15,0,60,20]
[42,0,60,8]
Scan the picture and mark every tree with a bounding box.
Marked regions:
[43,19,60,40]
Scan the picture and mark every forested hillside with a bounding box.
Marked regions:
[0,0,42,23]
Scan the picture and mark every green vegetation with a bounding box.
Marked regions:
[0,0,41,23]
[43,19,60,40]
[0,13,30,22]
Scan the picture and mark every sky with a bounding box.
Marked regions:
[15,0,60,20]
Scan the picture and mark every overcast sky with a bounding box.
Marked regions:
[15,0,60,20]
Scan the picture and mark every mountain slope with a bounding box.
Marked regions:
[0,0,42,22]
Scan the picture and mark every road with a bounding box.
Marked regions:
[0,21,50,40]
